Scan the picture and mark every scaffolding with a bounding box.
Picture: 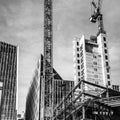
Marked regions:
[40,0,54,120]
[53,80,120,120]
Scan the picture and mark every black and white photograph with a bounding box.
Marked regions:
[0,0,120,120]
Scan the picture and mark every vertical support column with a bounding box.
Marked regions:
[43,0,54,120]
[72,112,76,120]
[81,81,85,120]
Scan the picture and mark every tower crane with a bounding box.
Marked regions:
[90,0,106,35]
[41,0,54,120]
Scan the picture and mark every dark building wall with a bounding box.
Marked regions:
[54,79,74,106]
[0,42,17,120]
[54,79,74,105]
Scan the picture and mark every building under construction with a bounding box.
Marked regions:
[25,0,120,120]
[54,0,120,120]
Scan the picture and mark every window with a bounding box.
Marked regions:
[77,54,79,57]
[78,78,81,82]
[78,72,80,76]
[93,55,97,58]
[104,43,107,47]
[77,60,80,64]
[81,58,83,63]
[77,42,79,46]
[103,37,106,41]
[98,55,101,57]
[78,78,81,89]
[95,81,98,85]
[106,68,109,73]
[94,75,98,78]
[78,66,80,69]
[107,75,110,79]
[77,48,79,51]
[93,62,97,65]
[105,55,108,60]
[106,62,109,66]
[105,49,107,53]
[108,81,111,85]
[81,63,84,68]
[94,68,97,71]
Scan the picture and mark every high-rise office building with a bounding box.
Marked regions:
[25,55,74,120]
[25,56,42,120]
[0,41,18,120]
[73,33,111,90]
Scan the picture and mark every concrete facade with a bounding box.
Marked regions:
[73,33,111,90]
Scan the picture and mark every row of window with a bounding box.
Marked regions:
[77,58,84,65]
[103,39,110,82]
[93,61,97,65]
[112,85,119,91]
[0,46,16,53]
[103,37,111,84]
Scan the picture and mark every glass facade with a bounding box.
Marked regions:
[0,41,17,120]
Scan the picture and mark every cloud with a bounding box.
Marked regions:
[0,0,120,113]
[0,0,44,113]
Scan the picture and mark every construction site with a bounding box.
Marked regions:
[24,0,120,120]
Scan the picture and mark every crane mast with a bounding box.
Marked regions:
[42,0,54,120]
[90,0,106,35]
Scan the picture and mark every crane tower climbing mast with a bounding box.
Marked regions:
[41,0,54,120]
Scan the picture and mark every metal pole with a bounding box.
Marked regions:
[60,83,66,120]
[64,84,66,120]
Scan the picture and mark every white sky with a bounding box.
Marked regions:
[0,0,120,114]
